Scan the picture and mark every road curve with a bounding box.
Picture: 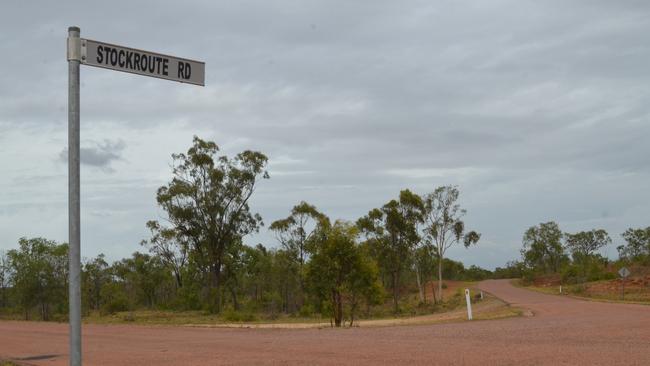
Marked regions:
[1,279,649,365]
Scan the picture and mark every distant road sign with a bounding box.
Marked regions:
[619,267,630,278]
[80,38,205,86]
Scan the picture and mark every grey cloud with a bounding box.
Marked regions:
[2,0,650,267]
[59,140,125,171]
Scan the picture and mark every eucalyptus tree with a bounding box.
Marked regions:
[111,252,172,309]
[521,222,567,273]
[269,201,327,298]
[82,254,110,313]
[357,189,424,313]
[618,227,650,261]
[7,238,69,320]
[142,220,188,289]
[564,229,611,281]
[413,245,434,303]
[155,136,269,312]
[565,229,611,257]
[422,186,480,301]
[0,251,10,308]
[306,220,382,327]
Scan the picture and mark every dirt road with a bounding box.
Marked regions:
[1,279,649,365]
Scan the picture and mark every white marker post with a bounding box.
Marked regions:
[465,289,473,320]
[66,26,204,366]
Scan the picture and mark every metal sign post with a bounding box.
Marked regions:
[67,26,82,366]
[66,26,204,366]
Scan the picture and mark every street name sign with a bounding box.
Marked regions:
[74,38,205,86]
[619,267,630,278]
[66,26,204,366]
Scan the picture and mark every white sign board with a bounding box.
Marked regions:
[619,267,630,278]
[80,39,205,86]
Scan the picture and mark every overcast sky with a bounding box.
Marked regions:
[1,1,649,269]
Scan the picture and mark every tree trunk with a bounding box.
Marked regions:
[415,268,425,304]
[210,263,222,313]
[438,255,444,302]
[431,279,437,304]
[392,271,399,313]
[230,286,239,311]
[174,271,183,289]
[349,293,356,327]
[332,290,343,327]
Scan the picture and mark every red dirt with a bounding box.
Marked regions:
[1,279,649,365]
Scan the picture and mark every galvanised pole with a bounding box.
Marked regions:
[67,25,82,366]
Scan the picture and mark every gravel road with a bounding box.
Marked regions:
[1,279,648,365]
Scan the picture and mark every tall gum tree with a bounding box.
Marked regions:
[618,227,650,260]
[357,189,423,313]
[422,186,480,302]
[564,229,611,281]
[269,202,326,289]
[155,136,269,313]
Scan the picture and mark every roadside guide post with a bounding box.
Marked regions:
[66,26,204,366]
[619,267,630,301]
[465,289,473,320]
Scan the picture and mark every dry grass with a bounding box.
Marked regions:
[189,286,522,329]
[515,278,650,305]
[83,282,522,329]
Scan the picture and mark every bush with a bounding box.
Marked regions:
[101,297,129,315]
[561,265,580,284]
[298,304,315,317]
[100,282,130,315]
[221,309,257,322]
[601,272,616,280]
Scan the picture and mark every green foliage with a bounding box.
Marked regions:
[565,229,611,258]
[422,185,480,300]
[306,221,383,327]
[618,227,650,264]
[100,282,130,315]
[561,254,612,284]
[493,261,525,279]
[154,136,269,313]
[221,309,258,322]
[521,222,568,274]
[0,251,10,309]
[7,238,68,320]
[269,202,328,311]
[82,254,110,314]
[357,189,424,312]
[112,252,174,309]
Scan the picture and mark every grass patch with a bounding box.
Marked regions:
[80,282,502,327]
[83,309,330,326]
[515,278,650,305]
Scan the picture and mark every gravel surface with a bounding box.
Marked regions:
[1,279,649,365]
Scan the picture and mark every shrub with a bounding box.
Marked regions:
[221,309,257,322]
[298,304,315,317]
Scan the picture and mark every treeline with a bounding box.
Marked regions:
[0,137,491,326]
[495,222,650,284]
